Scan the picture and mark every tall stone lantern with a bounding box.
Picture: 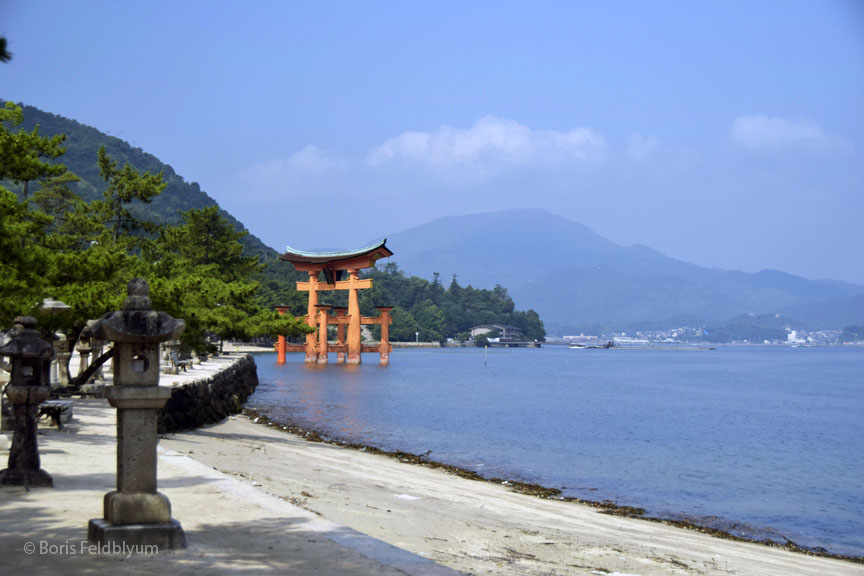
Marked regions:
[0,316,55,487]
[87,278,187,549]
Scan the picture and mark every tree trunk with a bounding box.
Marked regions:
[61,326,85,385]
[69,348,114,388]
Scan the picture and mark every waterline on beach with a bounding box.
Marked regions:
[246,346,864,558]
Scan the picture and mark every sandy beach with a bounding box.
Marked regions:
[2,353,861,575]
[161,412,862,575]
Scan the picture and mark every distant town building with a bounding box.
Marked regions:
[787,329,806,345]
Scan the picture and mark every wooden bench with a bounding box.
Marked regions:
[38,400,73,430]
[167,350,194,374]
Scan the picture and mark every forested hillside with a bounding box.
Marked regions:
[12,102,274,257]
[3,101,544,343]
[315,264,545,342]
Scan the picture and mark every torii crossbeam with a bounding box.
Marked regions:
[277,240,394,365]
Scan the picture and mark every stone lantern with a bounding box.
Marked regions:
[75,324,93,379]
[87,278,187,550]
[0,316,55,487]
[40,297,72,387]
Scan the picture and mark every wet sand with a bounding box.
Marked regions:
[161,413,864,576]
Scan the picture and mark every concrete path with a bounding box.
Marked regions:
[0,398,462,575]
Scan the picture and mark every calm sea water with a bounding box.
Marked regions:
[246,346,864,557]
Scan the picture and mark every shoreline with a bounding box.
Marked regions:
[159,408,864,575]
[240,406,864,565]
[9,354,860,574]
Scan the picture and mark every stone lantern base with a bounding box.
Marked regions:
[87,385,187,550]
[0,384,54,487]
[88,518,186,550]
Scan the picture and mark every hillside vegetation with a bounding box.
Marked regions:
[2,101,542,344]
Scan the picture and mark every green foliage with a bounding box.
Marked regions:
[96,145,166,243]
[387,307,420,342]
[0,186,51,326]
[356,264,545,342]
[144,206,306,350]
[158,205,259,280]
[147,206,311,352]
[411,299,446,342]
[1,139,310,387]
[508,309,545,341]
[0,102,67,200]
[255,258,307,312]
[11,102,271,257]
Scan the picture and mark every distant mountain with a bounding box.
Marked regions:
[384,209,864,335]
[15,103,862,336]
[11,102,277,259]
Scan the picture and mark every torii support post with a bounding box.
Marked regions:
[346,269,362,364]
[377,307,393,365]
[275,306,290,364]
[316,305,331,364]
[305,273,320,363]
[334,308,348,363]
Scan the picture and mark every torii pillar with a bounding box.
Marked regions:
[316,305,331,364]
[378,307,393,365]
[304,273,321,363]
[275,305,290,364]
[334,307,348,363]
[346,269,363,364]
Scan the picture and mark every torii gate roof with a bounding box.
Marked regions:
[279,239,393,272]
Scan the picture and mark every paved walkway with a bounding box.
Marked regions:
[0,364,462,575]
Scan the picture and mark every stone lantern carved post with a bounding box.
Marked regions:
[40,298,72,388]
[75,325,93,379]
[54,334,71,387]
[0,316,55,487]
[87,278,187,550]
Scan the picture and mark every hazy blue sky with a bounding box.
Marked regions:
[3,1,863,283]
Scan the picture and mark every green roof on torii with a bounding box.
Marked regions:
[279,239,393,266]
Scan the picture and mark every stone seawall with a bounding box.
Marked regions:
[390,342,441,348]
[158,354,259,434]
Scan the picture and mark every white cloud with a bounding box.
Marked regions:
[366,116,606,167]
[729,115,848,150]
[627,133,661,161]
[241,145,349,180]
[285,145,349,173]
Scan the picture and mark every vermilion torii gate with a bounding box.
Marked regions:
[276,240,394,365]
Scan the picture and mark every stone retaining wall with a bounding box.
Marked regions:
[158,354,259,434]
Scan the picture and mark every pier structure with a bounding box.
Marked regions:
[277,240,394,365]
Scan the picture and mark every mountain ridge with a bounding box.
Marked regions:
[12,103,862,337]
[10,101,277,259]
[383,208,864,335]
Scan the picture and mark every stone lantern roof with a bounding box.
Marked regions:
[91,279,185,344]
[0,317,55,361]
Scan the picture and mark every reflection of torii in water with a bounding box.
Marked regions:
[276,239,394,365]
